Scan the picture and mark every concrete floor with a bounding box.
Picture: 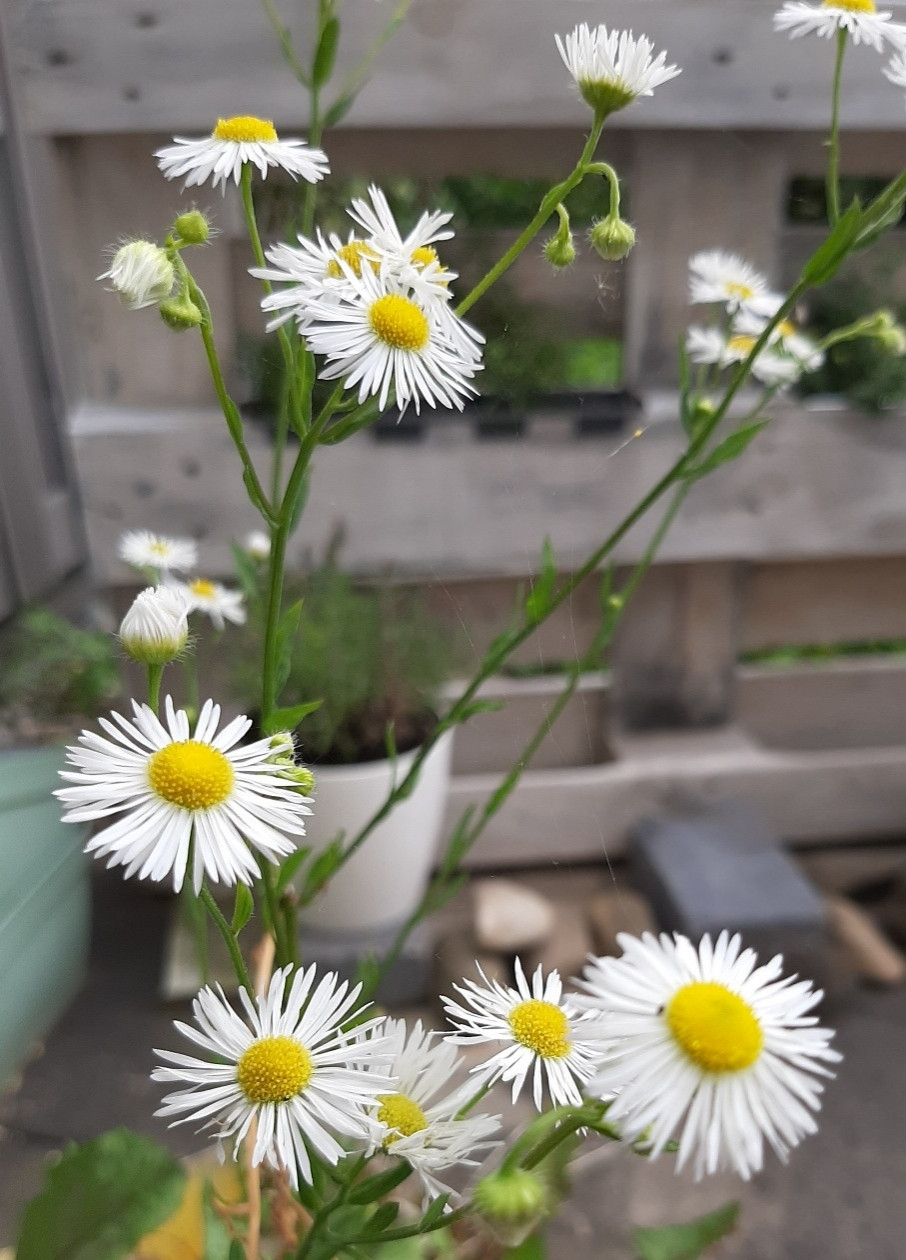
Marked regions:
[1,870,905,1258]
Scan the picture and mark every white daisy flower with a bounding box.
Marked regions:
[686,326,806,387]
[304,268,483,414]
[243,530,271,560]
[179,577,246,630]
[118,530,197,577]
[97,240,175,310]
[56,696,312,893]
[119,585,190,666]
[576,931,841,1181]
[155,115,330,193]
[153,965,394,1188]
[773,1,906,52]
[366,1018,500,1203]
[255,230,382,330]
[347,185,458,303]
[688,251,775,314]
[442,959,608,1111]
[884,47,906,88]
[556,25,681,119]
[735,310,825,372]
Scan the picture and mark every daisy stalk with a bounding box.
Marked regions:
[828,29,848,223]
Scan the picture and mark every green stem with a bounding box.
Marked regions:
[586,160,621,215]
[146,662,163,715]
[199,884,253,992]
[260,861,289,966]
[305,281,807,912]
[340,1205,469,1249]
[457,118,604,317]
[827,30,846,227]
[184,270,275,524]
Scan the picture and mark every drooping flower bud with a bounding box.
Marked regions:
[119,585,189,665]
[159,295,204,331]
[543,204,576,269]
[589,214,636,262]
[871,309,906,356]
[173,210,211,245]
[98,240,176,310]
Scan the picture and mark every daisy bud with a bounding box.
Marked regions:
[474,1167,550,1246]
[269,731,296,756]
[280,763,316,795]
[98,240,176,310]
[159,295,204,331]
[543,204,576,269]
[119,585,190,665]
[871,310,906,356]
[243,530,271,560]
[589,214,636,262]
[173,210,211,245]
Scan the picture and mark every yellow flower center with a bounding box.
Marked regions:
[666,982,763,1073]
[149,541,170,557]
[189,578,217,600]
[326,240,380,279]
[411,246,439,270]
[508,999,571,1059]
[727,334,758,356]
[376,1092,429,1140]
[213,116,278,144]
[825,0,875,12]
[778,320,797,338]
[368,294,430,351]
[237,1036,313,1104]
[726,282,756,301]
[148,740,234,810]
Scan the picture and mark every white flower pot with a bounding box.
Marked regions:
[299,729,454,935]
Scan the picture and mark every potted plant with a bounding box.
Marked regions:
[0,606,120,1087]
[232,546,457,938]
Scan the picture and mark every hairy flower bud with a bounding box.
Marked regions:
[159,295,204,331]
[590,215,636,262]
[173,210,211,245]
[872,309,906,356]
[98,240,175,310]
[119,585,189,665]
[543,231,577,269]
[473,1167,550,1246]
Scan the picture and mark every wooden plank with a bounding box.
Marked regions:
[15,1,906,134]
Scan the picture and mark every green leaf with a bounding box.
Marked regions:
[263,699,323,735]
[633,1202,740,1260]
[230,540,262,602]
[323,91,357,129]
[312,16,341,87]
[419,1194,451,1230]
[202,1180,234,1260]
[231,883,254,934]
[348,1162,413,1205]
[800,199,863,286]
[457,697,507,721]
[16,1128,186,1260]
[362,1201,400,1235]
[301,837,345,898]
[274,599,304,697]
[692,421,766,477]
[525,539,557,623]
[276,845,311,893]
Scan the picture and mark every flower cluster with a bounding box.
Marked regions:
[117,529,247,632]
[151,934,838,1197]
[686,251,824,387]
[254,186,484,414]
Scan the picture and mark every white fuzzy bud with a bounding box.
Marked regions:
[119,585,190,665]
[98,241,176,310]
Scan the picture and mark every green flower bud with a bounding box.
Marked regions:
[159,295,204,331]
[173,210,211,245]
[473,1168,550,1247]
[871,310,906,356]
[544,231,576,269]
[98,240,175,310]
[589,215,636,262]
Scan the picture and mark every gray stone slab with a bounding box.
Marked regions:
[629,802,826,940]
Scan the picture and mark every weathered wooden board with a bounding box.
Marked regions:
[15,0,906,134]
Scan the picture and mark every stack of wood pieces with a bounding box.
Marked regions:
[799,845,906,988]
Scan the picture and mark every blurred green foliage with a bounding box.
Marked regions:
[0,606,120,721]
[740,637,906,666]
